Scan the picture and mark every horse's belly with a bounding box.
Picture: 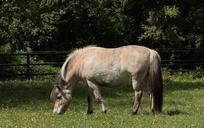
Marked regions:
[90,71,131,87]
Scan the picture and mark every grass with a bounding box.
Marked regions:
[0,71,204,128]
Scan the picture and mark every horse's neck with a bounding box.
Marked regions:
[64,71,74,81]
[64,51,84,81]
[64,69,79,87]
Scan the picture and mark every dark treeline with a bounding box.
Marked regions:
[0,0,203,61]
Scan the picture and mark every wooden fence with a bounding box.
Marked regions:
[0,49,203,79]
[0,51,67,79]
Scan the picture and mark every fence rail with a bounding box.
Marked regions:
[0,51,68,79]
[0,50,203,79]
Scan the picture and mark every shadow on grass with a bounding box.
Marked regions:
[141,109,188,116]
[0,80,203,110]
[165,109,188,116]
[0,81,52,108]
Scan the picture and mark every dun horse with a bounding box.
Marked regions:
[50,45,163,115]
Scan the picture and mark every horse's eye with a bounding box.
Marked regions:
[57,95,62,99]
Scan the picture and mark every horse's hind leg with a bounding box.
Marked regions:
[132,77,143,115]
[86,80,107,113]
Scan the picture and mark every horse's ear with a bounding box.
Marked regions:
[59,75,68,85]
[61,79,68,85]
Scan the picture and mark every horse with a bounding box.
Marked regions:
[50,45,163,115]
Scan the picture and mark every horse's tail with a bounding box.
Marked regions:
[149,50,163,113]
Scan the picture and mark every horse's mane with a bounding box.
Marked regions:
[60,45,97,81]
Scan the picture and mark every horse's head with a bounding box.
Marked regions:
[50,80,72,115]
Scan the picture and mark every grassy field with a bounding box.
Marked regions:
[0,71,204,128]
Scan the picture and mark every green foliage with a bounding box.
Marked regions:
[0,43,12,53]
[0,0,203,50]
[55,0,129,47]
[0,0,203,77]
[139,5,185,46]
[30,59,59,79]
[0,0,62,51]
[163,67,204,83]
[0,0,130,51]
[137,1,204,49]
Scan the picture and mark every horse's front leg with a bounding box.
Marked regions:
[86,80,107,113]
[87,87,94,114]
[132,78,143,115]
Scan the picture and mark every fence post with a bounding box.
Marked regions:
[26,53,31,79]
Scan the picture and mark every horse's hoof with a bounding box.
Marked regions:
[131,111,138,115]
[101,109,107,113]
[151,108,161,114]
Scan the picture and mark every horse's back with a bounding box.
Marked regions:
[78,45,150,68]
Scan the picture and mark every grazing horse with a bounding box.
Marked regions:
[50,45,163,115]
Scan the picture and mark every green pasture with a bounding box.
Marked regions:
[0,71,204,128]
